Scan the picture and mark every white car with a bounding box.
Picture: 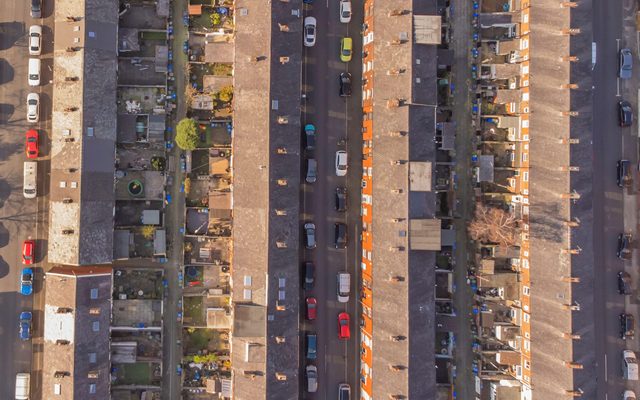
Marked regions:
[304,16,316,47]
[27,93,39,123]
[28,25,42,56]
[335,150,348,176]
[624,391,637,400]
[339,0,352,23]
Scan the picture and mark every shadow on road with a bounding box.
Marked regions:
[0,58,15,85]
[0,255,10,279]
[0,22,25,51]
[0,179,12,208]
[0,103,15,124]
[0,222,9,249]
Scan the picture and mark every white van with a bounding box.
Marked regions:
[337,273,350,303]
[28,58,40,86]
[15,373,30,400]
[23,162,37,199]
[623,350,639,380]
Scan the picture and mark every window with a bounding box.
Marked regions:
[54,383,61,395]
[524,339,530,351]
[523,286,530,295]
[522,153,528,162]
[522,119,529,128]
[87,127,94,137]
[523,313,530,323]
[89,353,97,364]
[522,65,529,74]
[90,288,98,299]
[524,359,531,370]
[92,321,100,332]
[89,384,96,394]
[89,308,100,315]
[523,171,529,181]
[522,259,529,269]
[521,39,529,49]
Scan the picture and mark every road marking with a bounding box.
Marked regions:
[605,353,608,381]
[617,78,621,97]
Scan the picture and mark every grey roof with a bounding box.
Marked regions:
[42,266,113,400]
[118,28,140,52]
[231,1,302,399]
[48,0,118,266]
[478,155,495,182]
[113,229,131,260]
[369,1,438,399]
[148,114,166,141]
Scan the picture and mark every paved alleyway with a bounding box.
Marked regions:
[450,0,476,398]
[161,0,188,398]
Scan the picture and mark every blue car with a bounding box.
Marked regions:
[19,312,32,341]
[20,268,33,296]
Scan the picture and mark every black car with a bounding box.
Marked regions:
[339,72,352,97]
[335,223,347,249]
[621,313,635,339]
[618,233,633,259]
[335,187,347,212]
[618,160,632,188]
[619,271,632,295]
[31,0,42,18]
[304,262,315,290]
[619,100,634,127]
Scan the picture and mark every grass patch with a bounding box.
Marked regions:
[184,328,220,354]
[212,63,233,76]
[115,363,153,385]
[183,296,205,326]
[140,31,167,41]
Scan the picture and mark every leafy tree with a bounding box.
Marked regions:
[210,12,222,27]
[141,225,155,239]
[217,86,233,103]
[176,118,199,150]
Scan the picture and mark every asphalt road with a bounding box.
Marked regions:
[301,0,363,398]
[593,0,640,398]
[0,1,52,398]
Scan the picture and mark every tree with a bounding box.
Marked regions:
[217,85,233,103]
[176,118,199,150]
[468,202,520,247]
[184,177,191,195]
[210,12,222,27]
[141,225,155,240]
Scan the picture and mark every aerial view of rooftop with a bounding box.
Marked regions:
[0,0,636,399]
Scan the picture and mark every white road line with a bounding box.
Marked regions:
[617,78,621,97]
[605,353,608,381]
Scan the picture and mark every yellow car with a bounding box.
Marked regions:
[340,37,352,62]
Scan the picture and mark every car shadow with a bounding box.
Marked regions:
[0,179,12,208]
[0,222,9,248]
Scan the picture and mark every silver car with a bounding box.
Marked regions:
[304,222,316,249]
[306,365,318,393]
[306,158,317,183]
[619,48,632,79]
[304,17,316,47]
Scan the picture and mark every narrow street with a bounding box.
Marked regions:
[450,0,476,397]
[161,0,188,398]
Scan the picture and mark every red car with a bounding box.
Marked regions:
[338,312,350,340]
[25,130,38,159]
[22,240,35,265]
[306,297,317,320]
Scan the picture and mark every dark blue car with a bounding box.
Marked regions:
[306,333,317,360]
[19,312,32,341]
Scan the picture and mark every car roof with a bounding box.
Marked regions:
[304,16,316,24]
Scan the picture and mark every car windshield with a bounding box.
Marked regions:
[342,48,351,56]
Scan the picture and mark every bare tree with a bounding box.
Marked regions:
[468,202,520,246]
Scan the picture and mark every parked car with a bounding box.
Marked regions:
[339,72,352,97]
[27,93,39,123]
[22,239,35,265]
[304,123,316,151]
[619,271,632,295]
[621,313,635,339]
[305,222,316,249]
[338,383,351,400]
[619,100,633,127]
[339,0,352,23]
[306,297,317,320]
[618,233,633,260]
[303,0,313,3]
[624,390,638,400]
[304,17,317,47]
[19,312,32,341]
[335,223,347,249]
[338,312,350,340]
[335,150,348,176]
[28,25,42,56]
[31,0,42,18]
[335,187,347,211]
[340,37,353,62]
[25,130,38,159]
[306,365,318,393]
[619,48,633,79]
[20,268,33,296]
[306,333,317,359]
[618,160,632,188]
[306,159,317,183]
[304,262,315,290]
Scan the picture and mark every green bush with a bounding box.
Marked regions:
[217,86,233,103]
[176,118,199,150]
[210,12,222,26]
